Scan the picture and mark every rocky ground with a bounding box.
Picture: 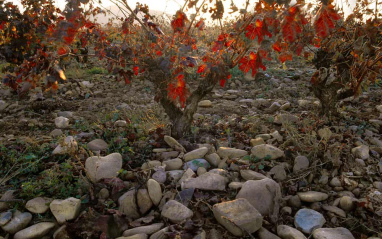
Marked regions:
[0,60,382,239]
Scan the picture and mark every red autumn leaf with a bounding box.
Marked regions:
[0,21,5,30]
[272,41,282,52]
[167,74,188,107]
[197,64,207,73]
[156,50,162,56]
[195,19,205,30]
[133,66,139,76]
[220,74,231,87]
[279,52,293,63]
[57,47,67,56]
[171,11,188,32]
[239,51,266,77]
[314,3,341,38]
[63,36,74,44]
[281,6,308,43]
[296,44,304,56]
[245,19,272,43]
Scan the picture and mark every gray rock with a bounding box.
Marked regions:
[147,179,162,206]
[98,188,110,199]
[152,171,167,184]
[137,189,153,214]
[294,209,326,234]
[213,198,263,236]
[251,144,284,160]
[0,190,16,212]
[25,197,52,214]
[277,225,307,239]
[52,136,78,155]
[312,227,354,239]
[182,172,227,191]
[14,222,55,239]
[141,161,162,170]
[198,100,212,107]
[50,129,63,137]
[183,159,210,172]
[178,168,196,186]
[149,227,169,239]
[269,165,287,181]
[236,178,281,221]
[274,114,299,125]
[118,190,140,219]
[258,227,281,239]
[322,205,346,218]
[205,153,221,167]
[87,139,108,151]
[114,120,127,127]
[0,211,12,226]
[55,116,69,128]
[161,200,193,223]
[85,153,122,183]
[293,156,309,173]
[184,147,208,162]
[1,211,32,234]
[197,167,207,176]
[250,138,265,147]
[217,147,248,159]
[166,170,185,182]
[163,158,183,171]
[50,197,81,224]
[330,177,342,187]
[240,170,267,180]
[339,196,354,211]
[228,182,244,190]
[351,145,370,160]
[297,191,328,203]
[164,136,185,152]
[123,223,164,237]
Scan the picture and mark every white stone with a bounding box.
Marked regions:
[251,144,284,160]
[182,172,227,191]
[14,222,55,239]
[122,223,164,237]
[161,200,193,223]
[85,153,122,183]
[312,227,354,239]
[147,179,162,206]
[184,147,208,162]
[217,147,248,159]
[50,197,81,224]
[1,211,32,234]
[52,136,78,155]
[55,116,69,128]
[25,197,52,214]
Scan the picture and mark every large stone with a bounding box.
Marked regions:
[213,198,263,236]
[14,222,55,239]
[147,179,162,206]
[85,153,122,183]
[182,172,227,191]
[297,191,328,203]
[184,147,208,162]
[55,116,69,128]
[87,139,108,151]
[122,223,164,237]
[322,205,346,218]
[294,209,326,234]
[161,200,193,223]
[52,136,78,155]
[164,136,185,152]
[217,147,248,159]
[236,178,281,220]
[251,144,284,160]
[293,156,309,173]
[269,165,287,181]
[257,227,281,239]
[312,227,354,239]
[25,197,52,214]
[1,211,32,234]
[53,225,69,239]
[351,145,369,160]
[277,225,307,239]
[184,159,210,172]
[178,168,195,186]
[163,158,183,171]
[137,189,153,215]
[0,190,16,212]
[118,190,140,219]
[205,153,221,167]
[0,211,12,226]
[118,234,148,239]
[240,170,267,180]
[198,100,212,107]
[50,197,81,224]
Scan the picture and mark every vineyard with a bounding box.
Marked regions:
[0,0,382,238]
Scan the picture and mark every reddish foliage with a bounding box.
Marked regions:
[168,74,188,107]
[245,19,272,43]
[239,52,266,77]
[314,3,341,38]
[171,11,188,32]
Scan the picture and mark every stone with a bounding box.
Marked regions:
[205,153,221,167]
[141,161,162,170]
[294,209,326,234]
[269,165,287,181]
[167,170,185,182]
[269,102,281,113]
[1,211,32,234]
[339,196,354,211]
[184,147,209,162]
[122,223,164,237]
[228,182,244,190]
[147,179,162,206]
[0,100,9,112]
[50,129,63,137]
[87,139,108,151]
[322,205,346,218]
[50,197,81,224]
[312,227,354,239]
[217,147,248,159]
[159,151,179,160]
[270,131,283,142]
[213,198,262,236]
[258,227,281,239]
[85,153,122,183]
[318,128,332,141]
[318,175,329,185]
[137,189,153,214]
[152,171,166,184]
[0,190,16,212]
[178,168,195,186]
[277,225,307,239]
[52,136,78,155]
[149,227,169,239]
[274,114,299,125]
[280,102,291,110]
[293,156,309,173]
[163,158,183,171]
[53,225,69,239]
[197,167,207,176]
[0,211,12,226]
[251,144,284,160]
[373,181,382,190]
[164,136,185,152]
[14,222,55,239]
[184,159,210,172]
[118,190,140,219]
[198,100,212,107]
[118,234,147,239]
[55,116,69,128]
[236,178,281,220]
[182,172,227,191]
[251,138,265,146]
[114,120,127,127]
[25,197,52,214]
[297,191,328,203]
[351,145,370,160]
[240,170,267,180]
[161,200,193,223]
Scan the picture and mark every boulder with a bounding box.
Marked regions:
[182,172,227,191]
[50,197,81,224]
[85,153,122,183]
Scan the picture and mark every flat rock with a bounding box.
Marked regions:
[161,200,193,223]
[85,153,122,183]
[269,165,287,181]
[257,227,281,239]
[294,209,326,234]
[164,136,185,152]
[147,179,162,206]
[55,116,69,128]
[118,190,140,219]
[163,158,183,171]
[277,225,307,239]
[25,197,52,214]
[122,223,164,237]
[205,153,221,167]
[137,189,153,215]
[236,178,281,221]
[240,170,267,180]
[198,100,212,107]
[351,145,369,160]
[217,147,248,159]
[293,156,309,173]
[251,144,284,160]
[213,198,263,236]
[87,139,108,151]
[322,205,346,218]
[183,159,210,172]
[297,191,328,203]
[182,172,227,191]
[0,190,16,212]
[312,227,354,239]
[50,197,81,224]
[1,211,32,234]
[184,147,209,162]
[14,222,55,239]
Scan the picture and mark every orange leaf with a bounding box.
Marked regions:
[314,3,341,38]
[239,52,266,77]
[245,19,272,43]
[133,66,139,76]
[57,47,67,56]
[197,64,207,73]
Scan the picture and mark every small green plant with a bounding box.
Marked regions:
[243,154,272,171]
[87,67,108,75]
